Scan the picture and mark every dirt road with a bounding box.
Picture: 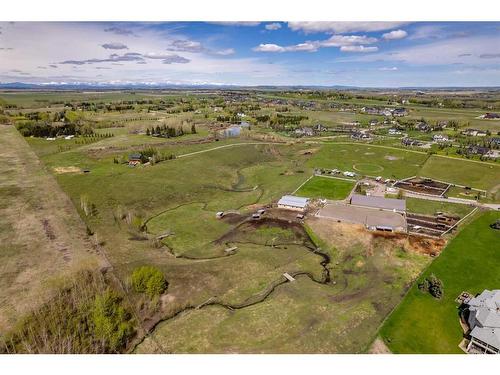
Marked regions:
[0,125,104,332]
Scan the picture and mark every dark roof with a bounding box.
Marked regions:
[129,153,142,160]
[350,194,406,211]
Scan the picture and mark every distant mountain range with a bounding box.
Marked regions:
[0,81,499,91]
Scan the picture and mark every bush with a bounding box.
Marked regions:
[428,274,444,299]
[417,274,443,299]
[131,266,167,298]
[91,289,134,352]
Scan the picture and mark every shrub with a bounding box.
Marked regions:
[417,274,443,299]
[428,274,444,299]
[91,290,134,352]
[131,266,167,298]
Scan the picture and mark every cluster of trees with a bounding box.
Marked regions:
[16,121,94,138]
[145,124,196,138]
[131,266,167,298]
[0,271,135,354]
[418,274,444,299]
[216,114,240,122]
[268,113,309,131]
[255,114,270,123]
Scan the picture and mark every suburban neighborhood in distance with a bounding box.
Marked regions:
[1,20,500,355]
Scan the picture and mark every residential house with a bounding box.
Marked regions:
[295,127,314,137]
[483,113,500,119]
[467,145,490,155]
[462,129,487,137]
[388,128,402,135]
[393,108,408,117]
[415,122,431,132]
[433,134,449,142]
[351,131,372,141]
[465,289,500,354]
[402,138,423,147]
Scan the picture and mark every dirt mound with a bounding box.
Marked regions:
[370,231,445,256]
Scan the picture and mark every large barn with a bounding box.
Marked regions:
[277,195,309,211]
[350,194,406,212]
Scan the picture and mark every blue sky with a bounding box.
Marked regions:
[0,21,499,87]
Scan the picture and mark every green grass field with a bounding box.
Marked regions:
[136,215,430,354]
[4,89,500,353]
[405,197,475,217]
[295,176,355,200]
[419,156,500,192]
[307,143,429,179]
[379,211,500,353]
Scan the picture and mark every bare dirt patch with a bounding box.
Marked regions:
[369,337,392,354]
[370,231,446,256]
[307,216,445,257]
[53,166,81,174]
[384,155,399,161]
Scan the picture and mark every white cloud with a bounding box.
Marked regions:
[340,45,378,53]
[214,48,235,56]
[0,22,282,86]
[265,23,282,31]
[379,67,398,71]
[319,35,377,47]
[408,25,445,40]
[287,22,409,34]
[253,43,286,52]
[382,30,408,40]
[344,35,500,64]
[253,42,318,53]
[167,39,204,53]
[253,34,377,53]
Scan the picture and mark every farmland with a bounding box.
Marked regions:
[295,176,355,201]
[1,88,499,354]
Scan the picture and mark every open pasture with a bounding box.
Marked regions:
[307,143,429,179]
[295,176,355,200]
[419,155,500,192]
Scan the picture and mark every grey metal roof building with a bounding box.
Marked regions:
[350,194,406,212]
[466,289,500,354]
[277,195,309,210]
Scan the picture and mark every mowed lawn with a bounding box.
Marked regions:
[307,143,428,179]
[295,176,355,200]
[419,155,500,192]
[379,211,500,353]
[405,197,474,218]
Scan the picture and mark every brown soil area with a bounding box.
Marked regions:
[307,217,445,256]
[53,166,81,174]
[369,337,392,354]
